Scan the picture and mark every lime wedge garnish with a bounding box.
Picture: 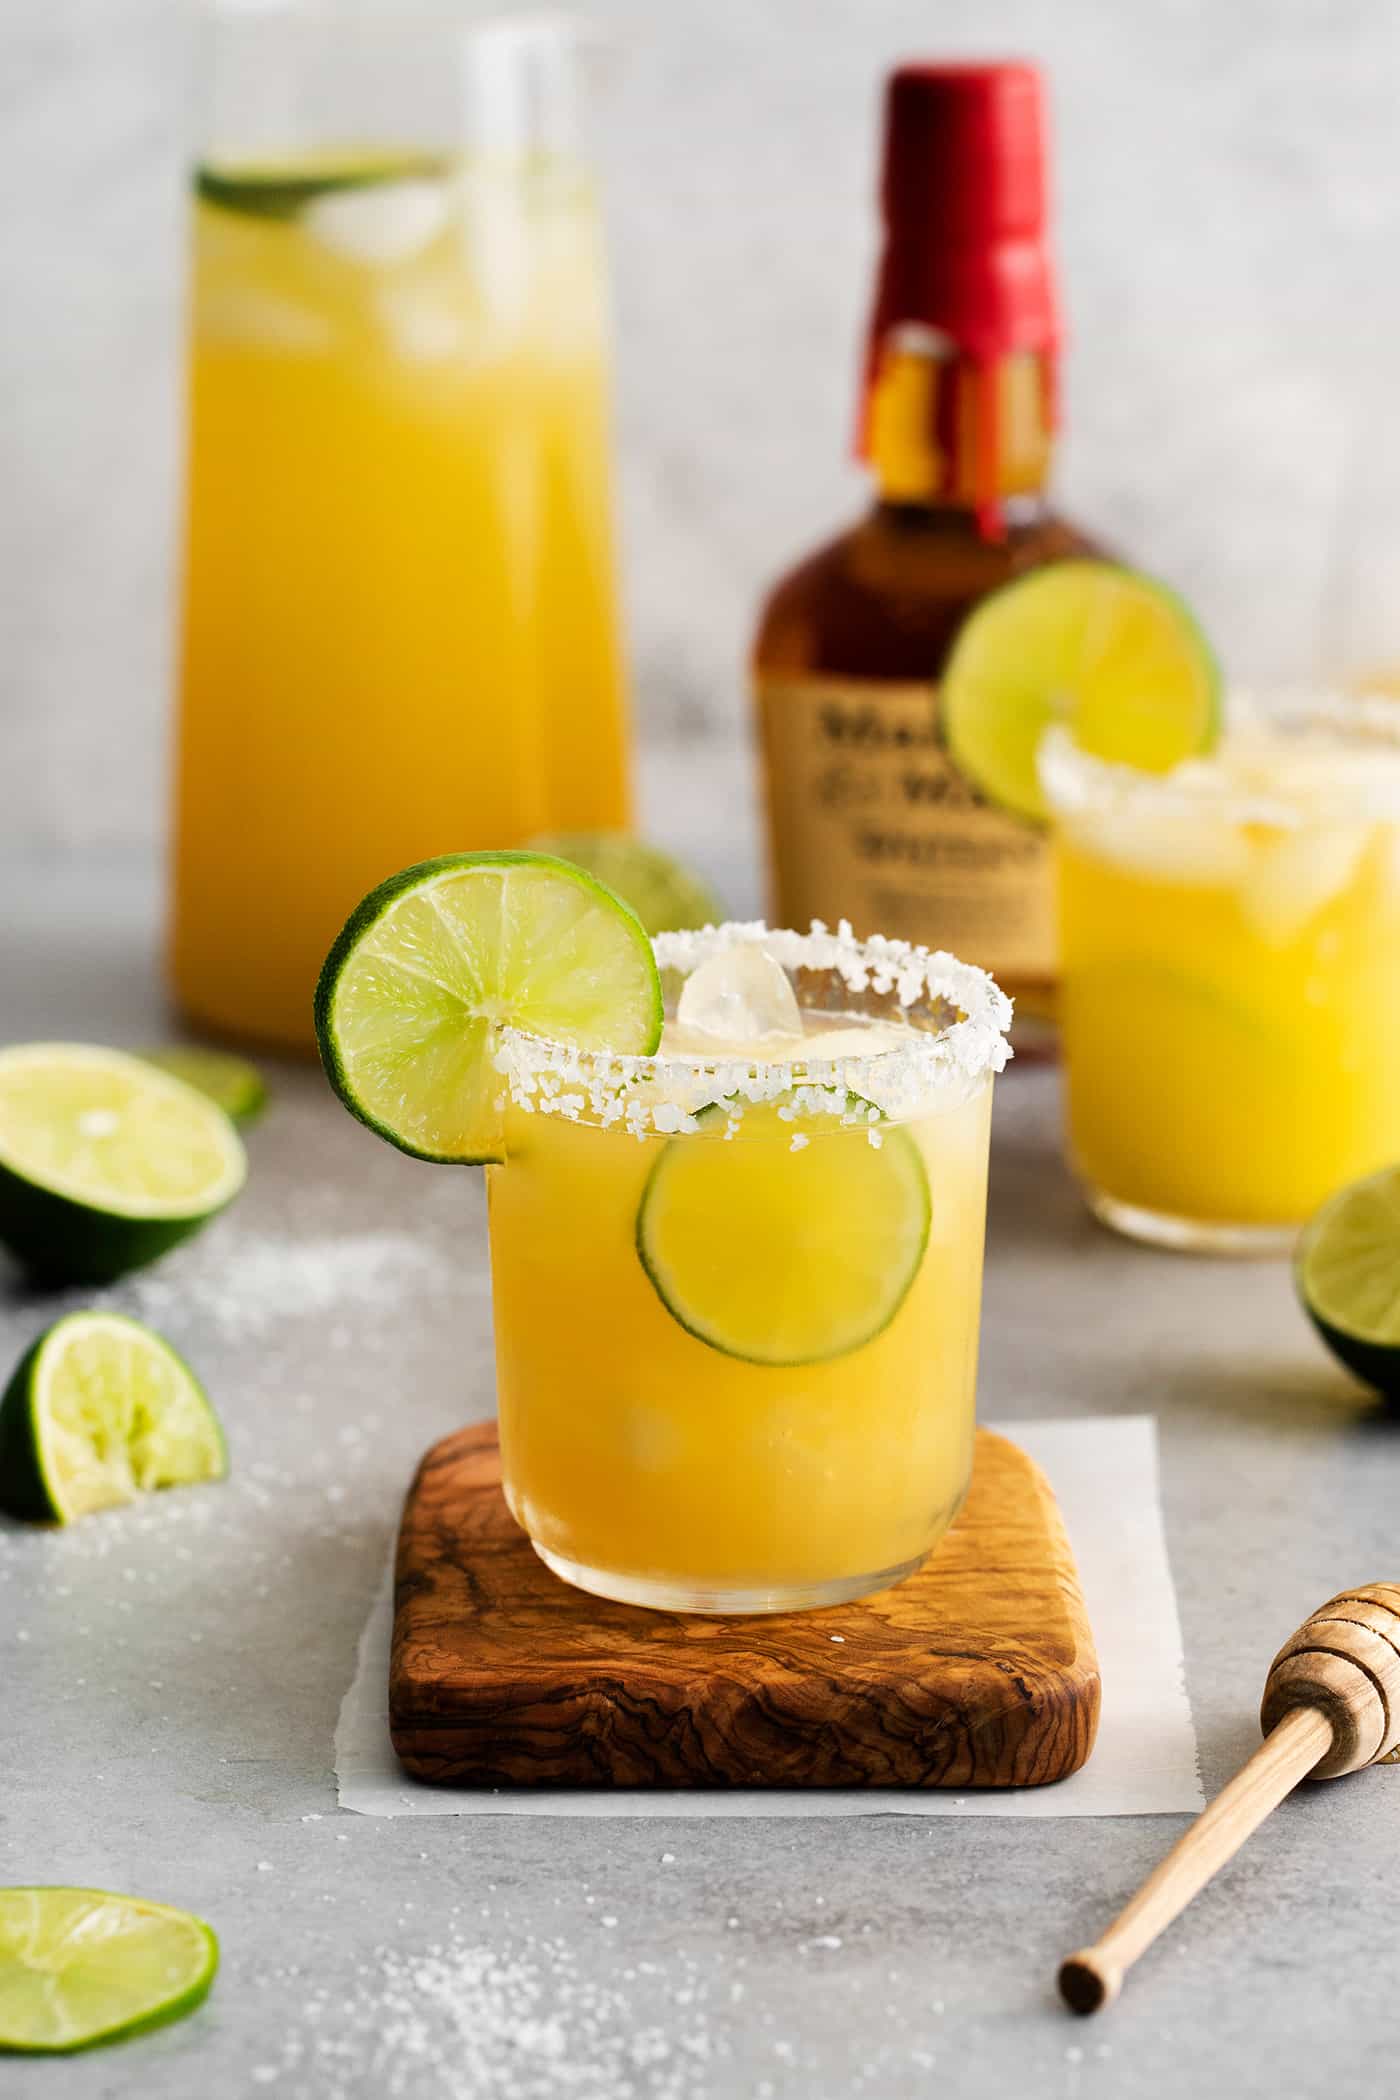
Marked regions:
[194,151,448,221]
[140,1048,267,1127]
[0,1888,217,2053]
[528,832,724,937]
[0,1312,226,1525]
[636,1103,930,1365]
[1296,1167,1400,1397]
[315,851,663,1164]
[0,1045,246,1286]
[942,560,1221,823]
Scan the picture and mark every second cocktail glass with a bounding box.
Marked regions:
[1042,699,1400,1252]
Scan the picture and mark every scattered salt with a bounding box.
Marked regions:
[259,1930,718,2097]
[94,1229,457,1348]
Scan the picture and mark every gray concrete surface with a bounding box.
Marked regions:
[8,0,1400,856]
[3,799,1400,2096]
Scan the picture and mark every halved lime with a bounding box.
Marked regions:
[194,150,448,221]
[636,1104,930,1365]
[1296,1167,1400,1396]
[140,1047,267,1127]
[528,832,724,937]
[0,1045,246,1286]
[315,852,663,1164]
[0,1888,217,2054]
[0,1313,226,1525]
[942,560,1221,823]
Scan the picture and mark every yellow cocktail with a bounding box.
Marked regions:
[1043,702,1400,1251]
[487,925,1009,1611]
[170,23,629,1048]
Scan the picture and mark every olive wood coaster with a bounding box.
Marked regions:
[389,1421,1101,1789]
[1060,1583,1400,2014]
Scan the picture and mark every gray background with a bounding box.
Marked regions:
[7,0,1400,855]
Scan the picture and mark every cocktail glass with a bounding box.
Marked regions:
[1041,699,1400,1253]
[485,923,1009,1613]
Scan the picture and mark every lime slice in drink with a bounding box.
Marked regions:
[528,832,724,938]
[0,1045,246,1286]
[636,1103,930,1365]
[315,852,663,1165]
[942,560,1221,823]
[1296,1167,1400,1397]
[0,1888,217,2053]
[0,1313,226,1525]
[194,151,448,222]
[140,1048,267,1127]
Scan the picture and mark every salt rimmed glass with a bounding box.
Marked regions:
[484,922,1010,1614]
[1041,696,1400,1254]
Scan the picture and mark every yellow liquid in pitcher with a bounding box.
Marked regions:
[170,157,629,1050]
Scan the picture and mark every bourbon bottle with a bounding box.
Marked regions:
[752,61,1100,1053]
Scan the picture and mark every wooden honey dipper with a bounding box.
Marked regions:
[1059,1583,1400,2014]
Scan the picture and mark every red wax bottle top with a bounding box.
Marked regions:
[864,58,1061,380]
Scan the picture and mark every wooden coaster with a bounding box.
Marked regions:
[390,1422,1100,1789]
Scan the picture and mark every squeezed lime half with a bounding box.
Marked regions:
[0,1313,226,1525]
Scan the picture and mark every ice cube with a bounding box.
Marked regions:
[376,283,470,364]
[1237,824,1372,946]
[304,180,450,266]
[1067,805,1250,889]
[676,944,802,1046]
[197,287,334,354]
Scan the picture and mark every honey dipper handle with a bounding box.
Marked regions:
[1058,1704,1333,2014]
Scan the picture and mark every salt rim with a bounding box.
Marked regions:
[494,920,1011,1139]
[1040,689,1400,833]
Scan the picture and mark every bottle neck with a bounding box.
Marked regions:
[863,342,1055,532]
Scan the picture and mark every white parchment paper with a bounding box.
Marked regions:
[336,1415,1202,1818]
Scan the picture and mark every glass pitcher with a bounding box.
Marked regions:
[169,5,631,1051]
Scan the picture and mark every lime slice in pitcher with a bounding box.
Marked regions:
[194,151,448,222]
[0,1313,226,1525]
[942,560,1221,822]
[0,1888,217,2053]
[0,1045,246,1285]
[315,852,663,1164]
[636,1103,930,1365]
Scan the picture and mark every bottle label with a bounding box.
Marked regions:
[756,674,1055,983]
